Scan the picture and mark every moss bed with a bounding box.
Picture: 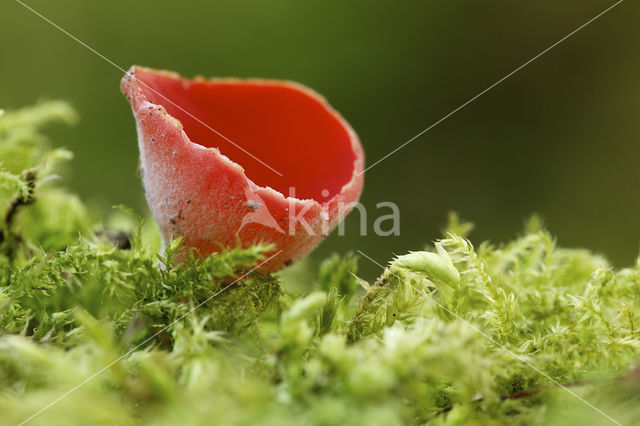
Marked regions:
[0,102,638,425]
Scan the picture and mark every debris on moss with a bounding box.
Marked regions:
[1,102,639,425]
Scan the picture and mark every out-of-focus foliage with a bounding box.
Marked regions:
[1,103,639,425]
[0,101,88,256]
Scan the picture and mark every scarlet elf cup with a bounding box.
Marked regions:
[121,66,364,271]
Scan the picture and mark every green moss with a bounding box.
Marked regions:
[1,102,639,425]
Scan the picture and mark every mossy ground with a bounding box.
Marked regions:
[1,102,639,425]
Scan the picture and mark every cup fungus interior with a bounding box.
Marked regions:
[134,69,356,202]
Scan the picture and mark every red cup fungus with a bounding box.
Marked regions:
[121,66,364,272]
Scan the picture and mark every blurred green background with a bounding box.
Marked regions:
[2,0,639,279]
